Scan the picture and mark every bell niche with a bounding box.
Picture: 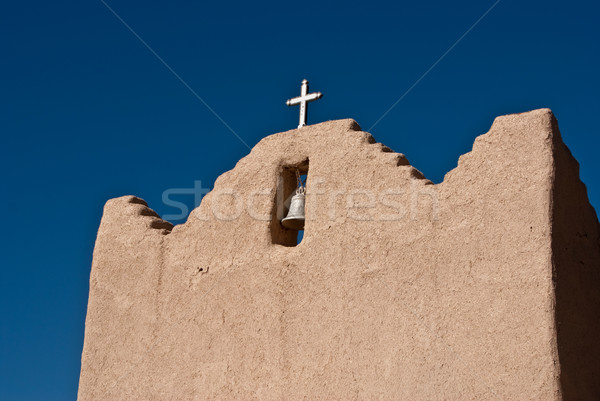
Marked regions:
[271,159,309,247]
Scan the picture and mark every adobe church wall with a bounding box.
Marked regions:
[78,109,599,400]
[550,116,600,399]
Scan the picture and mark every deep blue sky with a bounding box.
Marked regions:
[1,0,598,399]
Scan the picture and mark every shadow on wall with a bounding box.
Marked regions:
[551,119,600,400]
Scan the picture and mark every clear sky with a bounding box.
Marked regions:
[1,0,598,399]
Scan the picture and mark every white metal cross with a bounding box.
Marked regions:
[286,79,323,128]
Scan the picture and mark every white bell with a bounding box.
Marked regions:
[281,189,305,230]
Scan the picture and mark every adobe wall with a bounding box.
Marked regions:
[78,109,600,400]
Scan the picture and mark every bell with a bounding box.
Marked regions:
[281,190,305,230]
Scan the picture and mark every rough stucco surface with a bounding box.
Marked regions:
[78,109,600,400]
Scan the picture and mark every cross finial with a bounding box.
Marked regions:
[286,79,323,128]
